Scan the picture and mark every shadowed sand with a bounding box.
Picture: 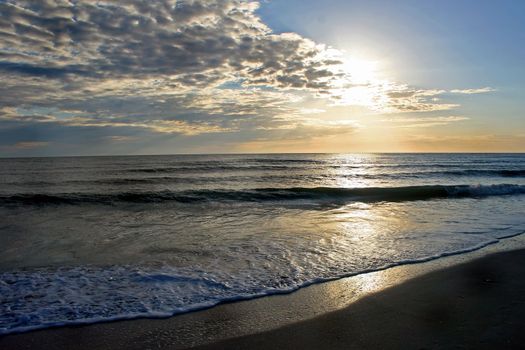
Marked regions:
[1,245,525,349]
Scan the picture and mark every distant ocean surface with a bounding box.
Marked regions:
[1,153,525,334]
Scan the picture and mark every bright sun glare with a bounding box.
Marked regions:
[331,57,388,109]
[341,57,380,83]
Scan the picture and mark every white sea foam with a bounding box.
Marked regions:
[1,227,524,335]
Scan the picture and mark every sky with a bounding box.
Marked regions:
[0,0,524,156]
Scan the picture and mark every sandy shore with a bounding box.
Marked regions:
[195,248,525,350]
[2,237,525,349]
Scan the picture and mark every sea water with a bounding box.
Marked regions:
[1,153,524,334]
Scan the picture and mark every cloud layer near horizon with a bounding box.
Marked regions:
[0,0,495,154]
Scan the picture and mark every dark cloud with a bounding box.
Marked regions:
[0,0,352,154]
[0,0,340,89]
[0,61,86,77]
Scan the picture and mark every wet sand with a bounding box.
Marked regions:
[2,241,525,349]
[196,248,525,350]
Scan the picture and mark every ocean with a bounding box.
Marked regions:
[1,153,525,335]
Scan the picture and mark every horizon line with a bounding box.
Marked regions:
[1,151,525,159]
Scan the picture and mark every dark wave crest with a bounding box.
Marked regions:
[123,165,525,177]
[2,184,524,206]
[433,169,525,177]
[124,164,301,173]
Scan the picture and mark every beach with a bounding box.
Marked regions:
[1,0,525,347]
[1,0,524,347]
[2,235,525,350]
[197,248,525,349]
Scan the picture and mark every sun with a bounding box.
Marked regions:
[340,57,380,84]
[328,56,391,110]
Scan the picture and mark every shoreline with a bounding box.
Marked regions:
[197,245,525,349]
[2,234,525,349]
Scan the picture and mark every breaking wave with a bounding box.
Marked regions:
[2,184,524,206]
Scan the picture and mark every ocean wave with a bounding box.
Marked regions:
[422,169,525,177]
[499,170,525,177]
[124,164,304,173]
[3,169,525,187]
[2,184,524,206]
[119,164,525,175]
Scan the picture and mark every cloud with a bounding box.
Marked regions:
[401,133,525,152]
[0,0,349,142]
[330,82,459,113]
[257,118,358,136]
[382,115,470,128]
[232,119,359,154]
[63,116,232,135]
[449,87,495,94]
[0,0,490,155]
[381,87,458,113]
[12,141,50,149]
[0,0,341,92]
[106,135,137,142]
